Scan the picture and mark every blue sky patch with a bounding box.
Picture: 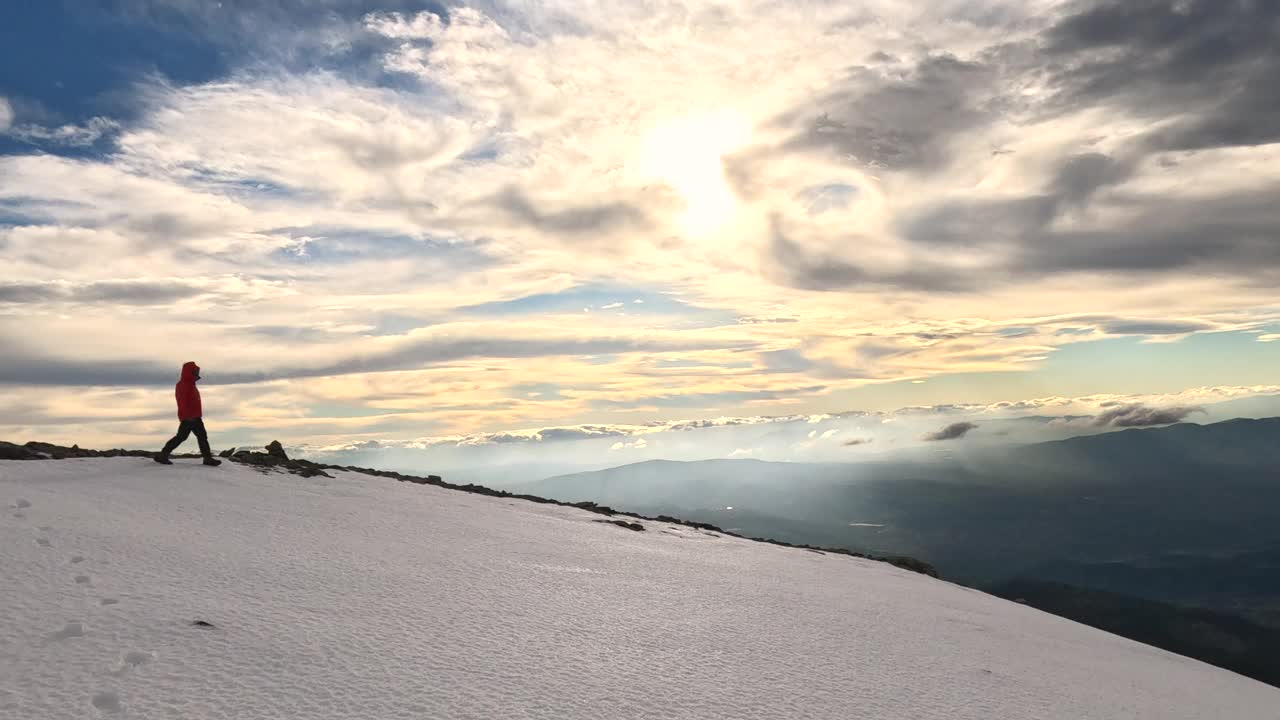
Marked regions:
[270,228,493,268]
[461,283,738,328]
[0,3,227,131]
[797,183,858,214]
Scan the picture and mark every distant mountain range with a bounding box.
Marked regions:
[527,418,1280,581]
[985,579,1280,689]
[523,418,1280,686]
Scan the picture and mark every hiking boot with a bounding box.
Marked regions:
[154,455,173,465]
[203,457,222,467]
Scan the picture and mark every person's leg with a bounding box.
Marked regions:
[160,420,193,458]
[192,418,213,459]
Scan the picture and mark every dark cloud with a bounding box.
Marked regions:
[77,280,209,304]
[922,421,979,441]
[901,151,1132,249]
[1049,152,1133,207]
[805,139,1261,293]
[1100,319,1214,336]
[0,355,176,387]
[898,165,1280,282]
[0,335,747,387]
[769,218,976,292]
[843,437,874,446]
[796,1,1278,167]
[1012,186,1280,276]
[0,280,211,305]
[775,2,1280,293]
[216,335,743,385]
[786,54,1000,170]
[493,187,649,237]
[1091,404,1205,428]
[1042,0,1280,151]
[0,283,62,303]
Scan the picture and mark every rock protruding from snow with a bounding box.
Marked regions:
[227,448,331,478]
[265,440,289,460]
[0,441,45,460]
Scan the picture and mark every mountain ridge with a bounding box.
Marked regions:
[0,439,937,577]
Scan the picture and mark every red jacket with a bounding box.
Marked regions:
[176,361,203,420]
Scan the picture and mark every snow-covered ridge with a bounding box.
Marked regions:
[0,440,935,576]
[3,455,1279,719]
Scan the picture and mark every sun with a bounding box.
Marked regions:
[641,111,752,237]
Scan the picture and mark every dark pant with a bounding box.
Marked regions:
[161,418,212,459]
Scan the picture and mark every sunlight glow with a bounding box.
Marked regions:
[642,111,752,237]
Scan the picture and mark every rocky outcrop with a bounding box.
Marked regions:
[0,442,46,460]
[596,519,646,532]
[224,443,331,478]
[0,441,174,461]
[265,441,289,460]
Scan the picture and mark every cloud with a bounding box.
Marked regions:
[0,278,263,305]
[786,53,1002,170]
[1091,404,1205,428]
[0,331,745,387]
[1041,0,1280,151]
[922,421,979,442]
[1100,319,1215,336]
[7,117,119,147]
[490,187,651,238]
[1,0,1278,448]
[768,218,975,293]
[0,97,12,132]
[0,355,175,388]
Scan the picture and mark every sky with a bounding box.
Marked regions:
[1,0,1278,465]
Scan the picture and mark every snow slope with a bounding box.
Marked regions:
[2,458,1277,720]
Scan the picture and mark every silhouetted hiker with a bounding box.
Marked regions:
[155,361,221,466]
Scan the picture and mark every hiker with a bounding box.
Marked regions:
[155,361,221,466]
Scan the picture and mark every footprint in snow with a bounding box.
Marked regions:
[50,622,85,642]
[100,598,120,606]
[109,651,152,677]
[91,691,123,714]
[70,555,85,564]
[13,498,31,509]
[75,574,92,586]
[36,537,52,547]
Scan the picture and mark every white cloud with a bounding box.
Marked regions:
[8,117,118,147]
[0,0,1276,448]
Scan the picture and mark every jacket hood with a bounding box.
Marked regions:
[180,361,200,383]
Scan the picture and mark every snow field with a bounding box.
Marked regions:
[2,457,1278,719]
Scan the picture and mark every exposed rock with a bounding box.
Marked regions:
[227,449,332,479]
[0,441,44,460]
[574,501,618,516]
[191,620,216,629]
[265,441,288,460]
[596,519,645,532]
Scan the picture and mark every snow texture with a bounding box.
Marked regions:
[2,458,1278,719]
